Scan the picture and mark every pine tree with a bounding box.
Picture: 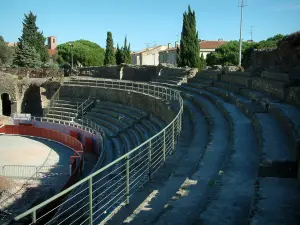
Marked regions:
[177,5,200,69]
[104,31,116,65]
[17,11,48,63]
[13,41,42,68]
[115,44,123,65]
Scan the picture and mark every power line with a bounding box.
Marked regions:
[238,0,248,67]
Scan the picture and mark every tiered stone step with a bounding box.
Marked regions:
[106,97,209,225]
[46,98,87,121]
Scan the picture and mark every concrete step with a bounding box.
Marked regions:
[88,108,136,124]
[45,113,72,121]
[199,102,259,225]
[84,115,120,135]
[47,109,77,117]
[249,178,300,225]
[95,101,147,116]
[49,106,78,113]
[86,111,129,130]
[254,113,297,178]
[106,98,208,225]
[144,93,230,225]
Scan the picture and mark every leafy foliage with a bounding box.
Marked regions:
[17,11,48,63]
[0,36,14,66]
[206,34,286,68]
[57,40,105,66]
[177,5,201,69]
[13,41,42,68]
[104,32,116,65]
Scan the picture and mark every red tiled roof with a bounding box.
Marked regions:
[48,49,57,56]
[199,41,228,49]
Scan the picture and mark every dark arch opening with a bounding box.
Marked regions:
[21,85,43,117]
[1,93,11,116]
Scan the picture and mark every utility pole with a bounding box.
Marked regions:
[69,43,74,70]
[250,25,253,41]
[238,0,247,67]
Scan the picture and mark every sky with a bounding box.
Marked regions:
[0,0,299,51]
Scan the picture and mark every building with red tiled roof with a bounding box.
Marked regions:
[159,39,228,66]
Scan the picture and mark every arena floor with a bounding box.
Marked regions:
[0,135,74,222]
[0,135,73,167]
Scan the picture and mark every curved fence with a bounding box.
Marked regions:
[13,79,183,225]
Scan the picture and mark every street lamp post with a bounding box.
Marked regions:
[69,43,74,70]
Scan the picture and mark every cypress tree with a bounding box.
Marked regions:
[17,11,48,63]
[104,31,116,65]
[115,44,122,65]
[177,5,200,69]
[121,36,131,64]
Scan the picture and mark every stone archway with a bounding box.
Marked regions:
[1,93,11,116]
[21,85,43,117]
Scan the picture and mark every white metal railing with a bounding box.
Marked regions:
[13,79,183,225]
[32,116,105,138]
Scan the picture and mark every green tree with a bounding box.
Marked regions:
[121,36,131,64]
[13,41,42,68]
[104,31,116,65]
[115,44,123,65]
[17,11,48,63]
[57,40,105,66]
[199,53,206,70]
[177,5,201,69]
[0,36,14,65]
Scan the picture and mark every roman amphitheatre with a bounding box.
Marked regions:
[0,32,300,225]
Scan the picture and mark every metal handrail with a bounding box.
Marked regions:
[13,79,183,225]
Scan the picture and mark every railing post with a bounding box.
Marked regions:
[163,131,166,162]
[89,177,93,225]
[32,210,36,224]
[172,122,175,150]
[148,141,152,180]
[126,156,130,204]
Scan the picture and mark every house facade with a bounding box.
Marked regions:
[131,45,168,66]
[159,40,228,66]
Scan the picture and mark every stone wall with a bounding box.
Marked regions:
[0,68,64,78]
[59,85,177,123]
[122,64,158,81]
[79,66,121,79]
[0,72,61,116]
[250,31,300,77]
[78,64,196,82]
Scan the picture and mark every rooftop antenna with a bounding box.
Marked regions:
[238,0,248,67]
[145,43,150,49]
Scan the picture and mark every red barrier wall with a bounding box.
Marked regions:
[85,137,93,153]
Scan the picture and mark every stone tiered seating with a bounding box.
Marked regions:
[107,71,300,225]
[45,98,87,121]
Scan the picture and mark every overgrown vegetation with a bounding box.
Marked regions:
[0,36,14,66]
[206,34,286,68]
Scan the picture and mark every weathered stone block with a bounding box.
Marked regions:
[252,78,287,100]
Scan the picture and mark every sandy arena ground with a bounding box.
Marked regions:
[0,135,73,167]
[0,135,74,222]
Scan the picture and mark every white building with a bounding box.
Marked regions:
[131,45,168,66]
[159,40,228,66]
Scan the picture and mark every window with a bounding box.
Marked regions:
[53,39,55,43]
